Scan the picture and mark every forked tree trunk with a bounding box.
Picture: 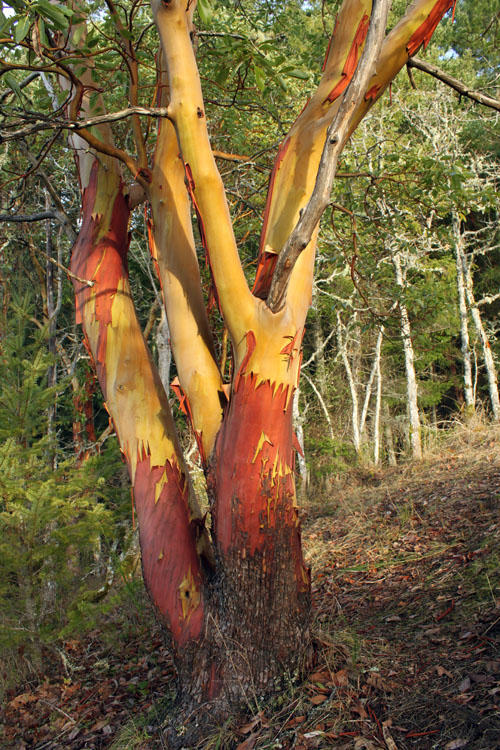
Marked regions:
[58,0,454,737]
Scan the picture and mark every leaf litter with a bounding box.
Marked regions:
[1,423,499,748]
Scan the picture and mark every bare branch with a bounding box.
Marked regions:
[0,210,62,223]
[266,0,390,312]
[0,105,170,142]
[19,142,78,243]
[407,57,500,112]
[477,292,500,307]
[301,371,335,440]
[39,249,94,287]
[0,71,39,103]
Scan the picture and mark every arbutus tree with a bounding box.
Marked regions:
[2,0,456,738]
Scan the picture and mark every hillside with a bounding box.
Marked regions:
[2,423,499,749]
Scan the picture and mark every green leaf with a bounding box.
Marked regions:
[4,73,23,101]
[37,17,48,47]
[254,64,265,91]
[283,68,309,80]
[14,14,30,43]
[197,0,213,25]
[33,0,68,29]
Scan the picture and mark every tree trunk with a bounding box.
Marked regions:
[457,231,500,421]
[453,212,475,416]
[312,308,327,394]
[337,312,361,452]
[373,341,383,464]
[392,253,422,460]
[54,0,456,738]
[293,388,308,495]
[165,346,312,741]
[360,326,384,444]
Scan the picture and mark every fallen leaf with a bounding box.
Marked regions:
[91,719,109,731]
[284,715,306,728]
[309,693,327,704]
[238,715,261,735]
[436,665,454,679]
[351,701,368,718]
[236,733,259,750]
[332,668,349,687]
[365,671,385,690]
[354,738,378,750]
[382,720,399,750]
[458,676,471,692]
[444,739,468,749]
[309,671,330,682]
[7,693,38,710]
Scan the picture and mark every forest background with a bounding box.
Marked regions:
[0,0,499,744]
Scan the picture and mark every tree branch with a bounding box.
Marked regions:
[147,52,225,462]
[266,0,390,312]
[0,210,62,223]
[0,71,39,103]
[152,0,256,342]
[0,105,169,140]
[407,56,500,112]
[40,248,95,287]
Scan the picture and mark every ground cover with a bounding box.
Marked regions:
[1,423,499,749]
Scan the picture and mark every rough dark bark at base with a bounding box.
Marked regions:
[160,368,314,746]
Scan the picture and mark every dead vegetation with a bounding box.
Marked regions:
[1,423,499,749]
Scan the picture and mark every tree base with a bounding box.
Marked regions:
[161,649,313,750]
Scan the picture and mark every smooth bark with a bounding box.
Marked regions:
[393,253,422,460]
[453,212,475,414]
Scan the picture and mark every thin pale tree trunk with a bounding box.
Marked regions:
[337,312,361,452]
[392,253,422,460]
[360,326,384,438]
[373,330,383,464]
[293,388,308,490]
[453,212,475,414]
[457,230,500,421]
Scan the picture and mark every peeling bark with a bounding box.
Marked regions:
[50,0,455,730]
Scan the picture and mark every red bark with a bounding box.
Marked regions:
[134,455,204,646]
[253,137,291,299]
[406,0,454,56]
[71,165,130,397]
[70,164,205,647]
[324,14,370,103]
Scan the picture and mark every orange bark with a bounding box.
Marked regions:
[71,163,205,646]
[59,0,456,721]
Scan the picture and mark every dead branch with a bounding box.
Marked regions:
[0,105,170,141]
[266,0,390,312]
[407,57,500,112]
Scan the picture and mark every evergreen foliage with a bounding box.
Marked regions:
[0,297,128,669]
